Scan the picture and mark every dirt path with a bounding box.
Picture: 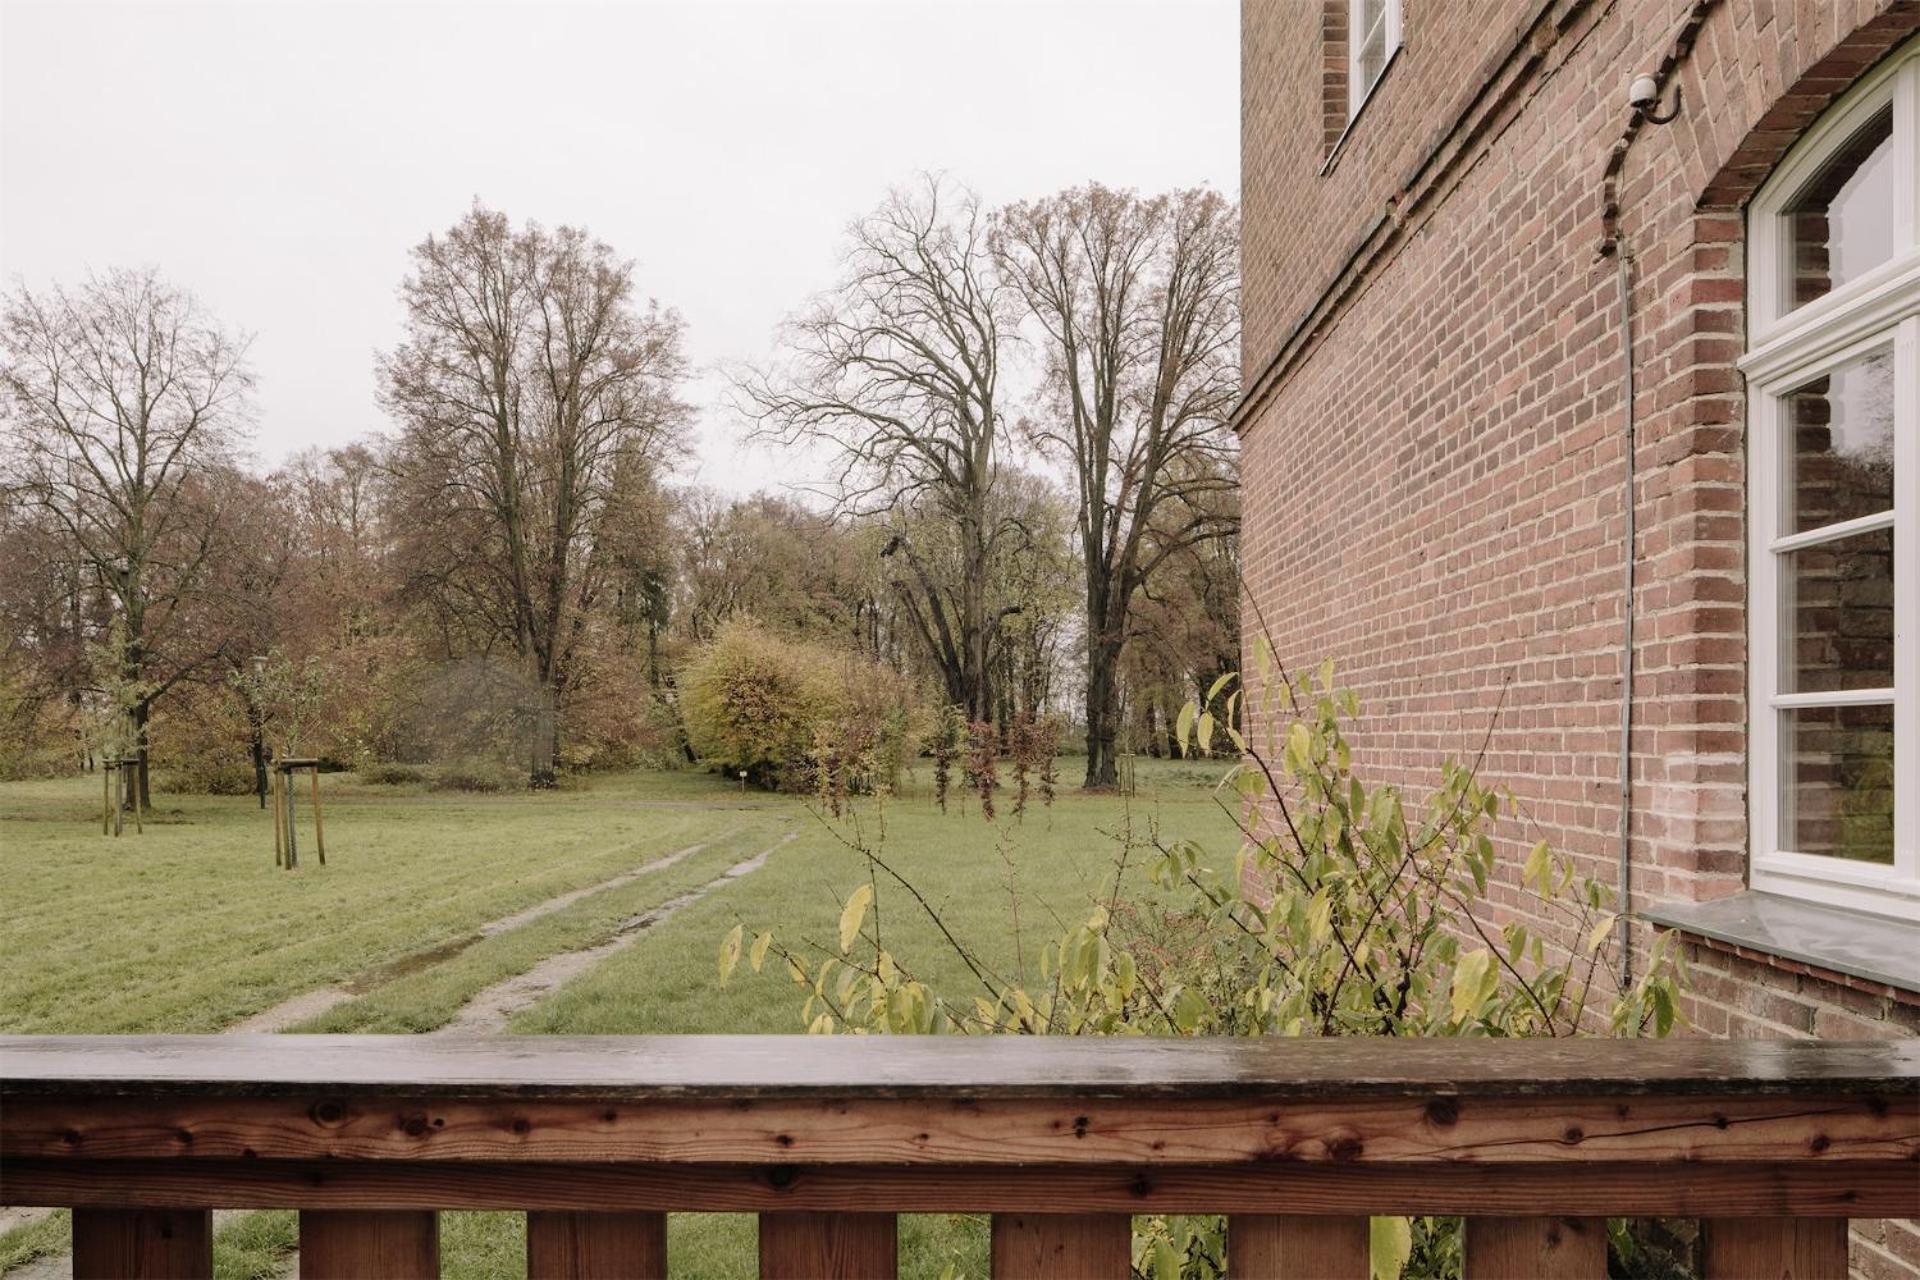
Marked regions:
[476,839,711,937]
[227,840,713,1034]
[439,832,798,1034]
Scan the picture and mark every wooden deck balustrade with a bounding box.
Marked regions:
[2,1034,1915,1278]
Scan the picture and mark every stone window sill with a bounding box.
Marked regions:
[1638,891,1920,1000]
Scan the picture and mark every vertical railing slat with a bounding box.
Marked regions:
[759,1212,897,1279]
[1229,1214,1370,1277]
[990,1213,1131,1278]
[71,1207,212,1279]
[1702,1218,1849,1280]
[298,1209,438,1279]
[527,1210,667,1279]
[1463,1216,1606,1279]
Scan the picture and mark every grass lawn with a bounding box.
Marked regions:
[0,756,1240,1278]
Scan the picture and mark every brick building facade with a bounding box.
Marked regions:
[1236,1,1919,1273]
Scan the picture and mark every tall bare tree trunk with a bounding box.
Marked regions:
[1083,627,1125,789]
[530,680,558,789]
[995,187,1239,790]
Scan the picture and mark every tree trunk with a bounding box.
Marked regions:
[1082,655,1121,790]
[530,682,558,789]
[132,700,152,810]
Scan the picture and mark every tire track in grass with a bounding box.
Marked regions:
[438,832,799,1034]
[227,838,716,1033]
[0,829,793,1277]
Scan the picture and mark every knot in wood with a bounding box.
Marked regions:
[1325,1135,1365,1162]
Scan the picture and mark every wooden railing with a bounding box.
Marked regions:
[2,1035,1915,1278]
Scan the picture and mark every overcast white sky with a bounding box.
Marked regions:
[1,0,1237,495]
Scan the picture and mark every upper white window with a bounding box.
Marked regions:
[1743,37,1920,920]
[1348,0,1401,119]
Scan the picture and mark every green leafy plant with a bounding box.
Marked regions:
[718,656,1681,1274]
[721,655,1687,1277]
[680,618,924,793]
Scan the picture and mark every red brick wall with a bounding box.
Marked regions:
[1238,0,1920,1272]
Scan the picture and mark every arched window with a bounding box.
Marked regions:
[1742,37,1919,919]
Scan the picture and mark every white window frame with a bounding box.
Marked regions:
[1741,37,1920,921]
[1347,0,1401,120]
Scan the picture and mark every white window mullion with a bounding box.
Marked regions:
[1769,507,1895,554]
[1896,314,1918,883]
[1772,688,1897,710]
[1748,384,1784,886]
[1897,51,1919,256]
[1347,0,1366,118]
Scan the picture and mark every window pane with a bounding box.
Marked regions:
[1784,528,1894,693]
[1785,345,1894,533]
[1356,29,1388,96]
[1785,106,1895,309]
[1782,703,1895,864]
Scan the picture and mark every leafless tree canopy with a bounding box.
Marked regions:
[380,205,689,784]
[741,178,1027,721]
[994,184,1239,787]
[1,267,255,799]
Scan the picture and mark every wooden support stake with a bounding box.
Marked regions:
[102,766,111,835]
[1702,1218,1849,1280]
[284,769,298,870]
[71,1207,211,1279]
[1464,1217,1606,1279]
[990,1213,1130,1278]
[299,1210,437,1279]
[1230,1215,1370,1278]
[759,1212,897,1279]
[527,1210,667,1279]
[310,767,326,865]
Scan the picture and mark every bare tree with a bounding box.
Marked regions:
[994,185,1239,788]
[1,268,254,803]
[380,205,688,786]
[741,177,1022,723]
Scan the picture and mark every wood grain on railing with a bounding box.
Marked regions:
[525,1210,665,1280]
[759,1211,897,1279]
[69,1208,210,1279]
[1227,1214,1370,1277]
[298,1209,437,1279]
[3,1034,1915,1279]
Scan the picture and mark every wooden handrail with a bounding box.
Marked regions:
[4,1035,1916,1278]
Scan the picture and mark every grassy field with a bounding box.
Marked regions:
[0,756,1240,1278]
